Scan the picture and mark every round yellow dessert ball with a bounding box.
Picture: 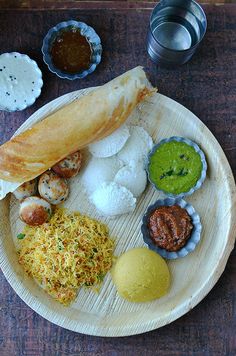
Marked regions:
[112,247,170,302]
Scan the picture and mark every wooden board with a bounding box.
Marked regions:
[0,89,235,337]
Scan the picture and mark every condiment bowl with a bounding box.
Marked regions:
[141,197,202,259]
[0,52,43,112]
[42,20,102,80]
[147,136,207,198]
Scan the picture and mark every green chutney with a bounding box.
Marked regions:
[149,140,203,195]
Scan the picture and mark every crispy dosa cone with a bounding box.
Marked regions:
[0,66,155,184]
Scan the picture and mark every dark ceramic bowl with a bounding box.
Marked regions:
[141,197,202,259]
[147,136,207,199]
[42,20,102,80]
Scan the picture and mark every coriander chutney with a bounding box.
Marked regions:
[149,140,203,195]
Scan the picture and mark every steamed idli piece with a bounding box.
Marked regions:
[88,124,130,158]
[81,156,123,194]
[114,161,147,198]
[112,247,170,302]
[90,182,136,217]
[118,126,153,167]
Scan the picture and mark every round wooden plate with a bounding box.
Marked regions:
[0,89,235,337]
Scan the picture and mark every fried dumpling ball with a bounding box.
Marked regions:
[13,179,37,201]
[19,196,52,226]
[38,171,69,205]
[52,151,82,179]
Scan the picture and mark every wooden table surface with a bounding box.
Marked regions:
[0,1,235,355]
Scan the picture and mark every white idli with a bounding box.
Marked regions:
[81,156,123,194]
[90,182,136,217]
[118,126,153,167]
[114,161,147,198]
[88,124,130,158]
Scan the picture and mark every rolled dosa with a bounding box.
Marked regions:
[0,66,155,184]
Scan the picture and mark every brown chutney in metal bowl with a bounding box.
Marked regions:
[148,205,193,252]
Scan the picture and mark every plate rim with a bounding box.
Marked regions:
[0,89,236,337]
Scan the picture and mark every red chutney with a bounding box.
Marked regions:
[148,205,193,252]
[50,29,92,73]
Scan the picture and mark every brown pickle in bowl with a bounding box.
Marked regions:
[148,205,193,252]
[141,197,202,260]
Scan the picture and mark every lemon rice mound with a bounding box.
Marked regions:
[18,207,114,306]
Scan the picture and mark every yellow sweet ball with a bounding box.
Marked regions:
[112,247,170,302]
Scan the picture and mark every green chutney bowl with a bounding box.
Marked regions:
[147,136,207,198]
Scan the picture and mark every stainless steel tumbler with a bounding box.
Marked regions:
[147,0,207,66]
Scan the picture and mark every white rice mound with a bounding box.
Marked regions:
[114,160,147,198]
[118,125,153,167]
[81,156,123,194]
[88,124,130,158]
[90,182,136,217]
